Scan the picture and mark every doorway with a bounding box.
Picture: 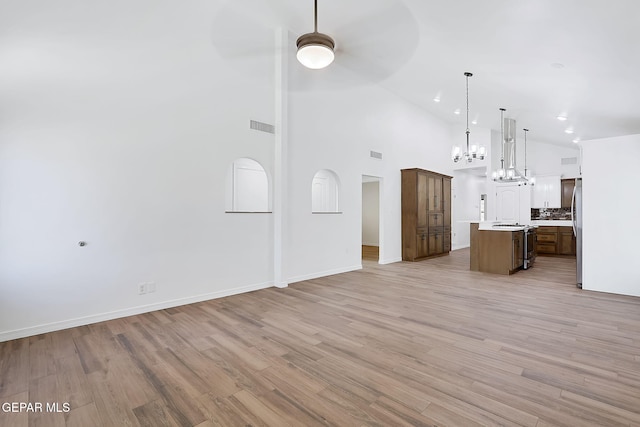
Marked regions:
[362,175,381,262]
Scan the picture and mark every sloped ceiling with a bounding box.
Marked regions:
[2,0,638,146]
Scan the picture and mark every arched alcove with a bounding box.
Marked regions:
[225,158,271,212]
[311,169,341,213]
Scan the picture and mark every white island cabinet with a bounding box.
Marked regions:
[532,175,561,208]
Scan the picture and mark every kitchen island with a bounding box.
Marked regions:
[470,222,535,275]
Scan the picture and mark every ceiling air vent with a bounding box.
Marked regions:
[561,157,578,165]
[370,150,383,160]
[250,120,275,134]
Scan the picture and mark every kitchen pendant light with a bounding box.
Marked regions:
[523,128,529,177]
[491,108,507,180]
[492,108,529,182]
[296,0,335,69]
[452,72,486,163]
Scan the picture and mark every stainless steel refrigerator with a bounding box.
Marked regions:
[572,178,583,288]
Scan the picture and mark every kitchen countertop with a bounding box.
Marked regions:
[531,220,573,227]
[477,222,528,232]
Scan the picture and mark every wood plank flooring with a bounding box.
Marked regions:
[362,245,379,261]
[2,248,640,426]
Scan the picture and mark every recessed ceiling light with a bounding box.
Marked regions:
[433,97,441,103]
[471,119,477,125]
[565,128,574,134]
[454,109,461,115]
[556,115,568,121]
[572,138,580,143]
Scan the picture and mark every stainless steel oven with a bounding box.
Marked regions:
[523,227,536,269]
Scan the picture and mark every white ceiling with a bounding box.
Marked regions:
[2,0,639,147]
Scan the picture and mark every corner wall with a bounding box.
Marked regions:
[581,134,640,297]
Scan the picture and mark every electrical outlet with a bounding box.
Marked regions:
[138,283,146,295]
[147,282,156,293]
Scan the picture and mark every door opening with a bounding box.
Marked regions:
[362,175,381,263]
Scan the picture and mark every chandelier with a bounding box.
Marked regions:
[451,72,486,163]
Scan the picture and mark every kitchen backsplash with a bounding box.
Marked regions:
[531,207,572,220]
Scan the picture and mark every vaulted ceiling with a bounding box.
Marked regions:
[2,0,638,146]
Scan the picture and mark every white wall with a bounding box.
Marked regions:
[287,83,454,278]
[362,181,380,246]
[581,134,640,297]
[0,2,278,340]
[0,10,458,339]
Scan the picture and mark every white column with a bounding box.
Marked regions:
[273,27,289,288]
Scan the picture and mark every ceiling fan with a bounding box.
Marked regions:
[295,0,335,69]
[210,0,420,91]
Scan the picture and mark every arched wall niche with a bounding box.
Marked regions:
[225,157,271,213]
[311,169,341,214]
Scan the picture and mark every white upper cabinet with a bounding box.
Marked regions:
[532,175,561,208]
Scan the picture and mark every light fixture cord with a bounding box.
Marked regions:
[500,108,505,170]
[523,128,528,175]
[314,0,318,33]
[465,73,470,153]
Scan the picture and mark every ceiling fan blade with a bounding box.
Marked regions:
[331,1,419,83]
[211,0,305,60]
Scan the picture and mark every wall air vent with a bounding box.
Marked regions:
[250,120,275,134]
[561,157,578,165]
[370,150,383,160]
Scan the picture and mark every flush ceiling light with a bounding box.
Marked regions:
[556,115,568,121]
[451,72,486,163]
[296,0,335,70]
[565,128,574,134]
[572,138,581,143]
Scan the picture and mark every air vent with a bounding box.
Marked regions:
[370,150,383,160]
[250,120,275,134]
[561,157,578,165]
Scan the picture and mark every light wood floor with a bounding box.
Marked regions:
[362,245,379,261]
[2,249,640,426]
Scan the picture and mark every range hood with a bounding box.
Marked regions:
[493,115,529,183]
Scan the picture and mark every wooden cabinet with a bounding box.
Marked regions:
[470,224,524,275]
[532,175,561,208]
[535,226,558,254]
[535,225,576,256]
[561,178,575,208]
[558,226,577,255]
[402,168,452,261]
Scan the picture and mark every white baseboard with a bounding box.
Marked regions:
[288,265,362,284]
[0,281,273,343]
[378,257,402,265]
[452,244,470,251]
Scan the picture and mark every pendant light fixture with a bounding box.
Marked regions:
[452,72,486,163]
[296,0,335,69]
[491,108,507,180]
[492,108,529,182]
[523,128,529,177]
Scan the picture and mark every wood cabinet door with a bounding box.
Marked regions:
[428,233,443,256]
[559,228,576,255]
[417,172,428,228]
[443,178,451,225]
[416,233,429,258]
[561,179,575,208]
[428,175,443,212]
